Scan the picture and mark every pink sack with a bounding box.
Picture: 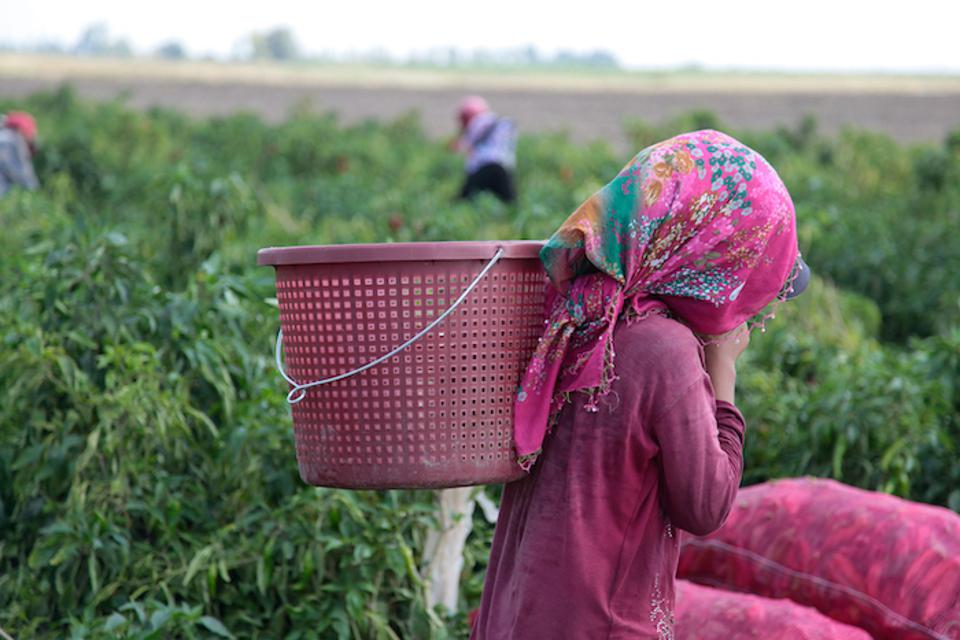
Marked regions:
[676,580,872,639]
[678,478,960,640]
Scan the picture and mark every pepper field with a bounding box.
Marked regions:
[0,83,958,639]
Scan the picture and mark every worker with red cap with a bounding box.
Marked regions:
[453,96,517,204]
[1,111,40,197]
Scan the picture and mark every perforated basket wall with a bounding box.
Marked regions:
[258,241,546,489]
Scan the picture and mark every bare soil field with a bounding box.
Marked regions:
[2,55,958,149]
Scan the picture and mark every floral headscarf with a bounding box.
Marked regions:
[515,130,798,469]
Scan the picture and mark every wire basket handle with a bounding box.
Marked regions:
[275,247,506,404]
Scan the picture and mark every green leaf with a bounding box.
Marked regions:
[879,437,908,470]
[256,557,268,596]
[88,554,100,592]
[198,615,234,638]
[831,438,847,479]
[948,490,960,513]
[150,608,172,630]
[218,558,231,583]
[104,612,127,632]
[184,546,213,587]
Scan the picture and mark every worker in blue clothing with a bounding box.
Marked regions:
[0,111,39,197]
[452,96,517,204]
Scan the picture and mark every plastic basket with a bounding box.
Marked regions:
[257,241,546,489]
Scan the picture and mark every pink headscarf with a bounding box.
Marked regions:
[4,112,38,144]
[514,130,798,469]
[458,95,490,129]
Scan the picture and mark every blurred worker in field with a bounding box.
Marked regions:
[0,111,39,197]
[453,96,517,204]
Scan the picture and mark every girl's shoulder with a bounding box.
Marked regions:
[614,314,704,380]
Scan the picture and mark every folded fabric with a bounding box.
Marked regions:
[678,478,960,640]
[676,580,872,639]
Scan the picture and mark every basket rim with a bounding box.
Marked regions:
[257,240,545,266]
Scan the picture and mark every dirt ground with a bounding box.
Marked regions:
[2,73,959,150]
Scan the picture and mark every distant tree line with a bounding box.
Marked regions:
[1,24,620,69]
[0,23,134,57]
[405,45,620,69]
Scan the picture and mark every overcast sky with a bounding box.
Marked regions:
[2,0,959,72]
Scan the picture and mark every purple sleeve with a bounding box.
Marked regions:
[653,376,746,536]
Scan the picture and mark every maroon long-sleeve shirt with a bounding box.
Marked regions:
[472,314,746,639]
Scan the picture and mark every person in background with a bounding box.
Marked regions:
[471,130,809,639]
[453,96,517,204]
[0,111,39,197]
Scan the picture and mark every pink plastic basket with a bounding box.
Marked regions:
[257,241,546,489]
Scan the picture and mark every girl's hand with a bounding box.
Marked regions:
[700,323,750,404]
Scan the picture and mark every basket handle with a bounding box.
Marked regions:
[275,247,506,404]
